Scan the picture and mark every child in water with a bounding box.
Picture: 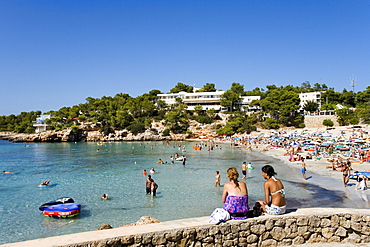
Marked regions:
[215,171,221,186]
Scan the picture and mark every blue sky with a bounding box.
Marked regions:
[1,0,369,116]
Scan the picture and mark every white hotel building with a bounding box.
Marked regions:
[157,91,261,112]
[299,91,323,110]
[33,114,52,133]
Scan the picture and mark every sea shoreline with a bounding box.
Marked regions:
[2,125,369,188]
[257,146,370,209]
[1,127,369,246]
[244,125,370,210]
[2,125,369,198]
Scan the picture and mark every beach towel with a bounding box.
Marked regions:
[209,208,230,224]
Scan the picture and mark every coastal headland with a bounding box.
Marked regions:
[0,114,339,143]
[0,119,209,142]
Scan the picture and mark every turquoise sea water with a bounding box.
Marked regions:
[0,140,363,245]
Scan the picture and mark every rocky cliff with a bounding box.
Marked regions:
[0,119,226,142]
[0,114,337,143]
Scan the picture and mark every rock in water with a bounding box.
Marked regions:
[96,224,113,230]
[120,216,161,227]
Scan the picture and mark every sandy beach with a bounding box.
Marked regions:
[258,125,370,181]
[247,125,370,209]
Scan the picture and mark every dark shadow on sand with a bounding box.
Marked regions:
[285,208,298,214]
[283,180,347,208]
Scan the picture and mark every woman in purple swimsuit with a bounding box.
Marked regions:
[222,167,249,220]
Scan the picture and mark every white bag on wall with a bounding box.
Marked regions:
[209,208,230,224]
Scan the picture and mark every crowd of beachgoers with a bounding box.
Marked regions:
[219,125,370,188]
[199,125,369,221]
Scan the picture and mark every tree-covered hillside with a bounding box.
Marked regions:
[1,82,370,135]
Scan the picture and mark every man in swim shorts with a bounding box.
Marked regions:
[301,160,307,180]
[146,175,152,194]
[241,162,247,179]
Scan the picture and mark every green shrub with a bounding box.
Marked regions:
[349,118,360,125]
[194,115,213,124]
[216,126,234,135]
[263,118,280,129]
[322,119,334,127]
[162,129,170,136]
[78,115,86,121]
[71,125,80,133]
[126,122,146,135]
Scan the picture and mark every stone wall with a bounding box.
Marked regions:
[304,115,339,128]
[2,208,370,247]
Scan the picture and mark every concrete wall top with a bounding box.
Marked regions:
[2,208,370,247]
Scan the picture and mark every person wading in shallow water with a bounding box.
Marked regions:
[151,179,158,197]
[341,164,350,187]
[146,175,152,194]
[301,159,307,180]
[215,171,221,187]
[241,161,247,179]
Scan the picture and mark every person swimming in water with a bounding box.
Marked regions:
[39,179,50,186]
[3,171,14,174]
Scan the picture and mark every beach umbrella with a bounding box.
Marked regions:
[354,140,366,143]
